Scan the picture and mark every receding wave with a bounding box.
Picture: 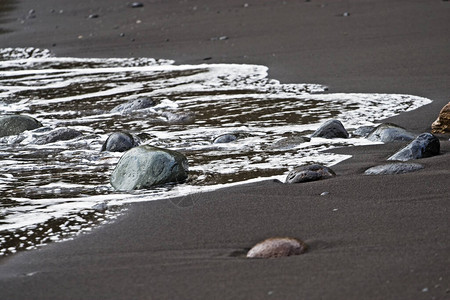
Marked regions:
[0,48,431,255]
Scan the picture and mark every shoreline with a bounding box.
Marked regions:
[0,0,449,299]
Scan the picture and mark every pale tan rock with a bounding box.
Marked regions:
[246,237,307,258]
[431,102,450,134]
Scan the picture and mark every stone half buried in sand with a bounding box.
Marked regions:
[285,164,336,184]
[366,123,415,143]
[388,133,440,161]
[431,102,450,134]
[246,237,308,259]
[364,163,424,175]
[0,115,43,137]
[110,145,189,191]
[311,119,349,139]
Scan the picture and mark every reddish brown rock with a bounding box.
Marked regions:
[431,102,450,134]
[246,237,308,259]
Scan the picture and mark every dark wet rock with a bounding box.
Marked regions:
[352,126,375,138]
[431,102,450,134]
[212,132,250,144]
[111,145,189,191]
[364,163,424,175]
[33,127,83,145]
[0,115,43,137]
[366,123,415,143]
[111,97,155,114]
[269,135,311,150]
[246,237,308,259]
[285,164,336,184]
[161,111,195,124]
[311,119,349,139]
[388,133,440,161]
[101,132,139,152]
[213,133,237,144]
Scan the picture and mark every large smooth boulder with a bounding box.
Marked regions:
[364,163,424,175]
[0,115,42,137]
[111,97,155,114]
[33,127,83,145]
[388,133,440,161]
[111,145,189,191]
[285,164,336,184]
[366,123,415,143]
[247,237,308,259]
[431,102,450,134]
[101,132,139,152]
[311,119,349,139]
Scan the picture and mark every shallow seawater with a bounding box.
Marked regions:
[0,47,431,256]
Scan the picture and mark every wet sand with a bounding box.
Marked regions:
[1,0,449,299]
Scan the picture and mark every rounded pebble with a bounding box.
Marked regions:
[247,237,308,258]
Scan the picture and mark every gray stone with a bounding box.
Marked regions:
[0,115,42,137]
[212,132,250,144]
[352,126,375,137]
[213,133,237,144]
[367,123,415,143]
[101,132,139,152]
[388,133,440,161]
[285,164,336,184]
[269,135,311,150]
[161,111,195,124]
[311,119,349,139]
[111,97,155,114]
[111,145,189,191]
[364,163,424,175]
[33,127,83,145]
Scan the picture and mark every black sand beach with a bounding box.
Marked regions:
[0,0,449,299]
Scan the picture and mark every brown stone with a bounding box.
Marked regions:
[431,102,450,134]
[246,237,308,258]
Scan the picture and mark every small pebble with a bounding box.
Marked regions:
[88,14,99,19]
[130,2,144,8]
[247,237,307,258]
[320,192,329,196]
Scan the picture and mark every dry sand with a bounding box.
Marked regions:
[0,0,449,299]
